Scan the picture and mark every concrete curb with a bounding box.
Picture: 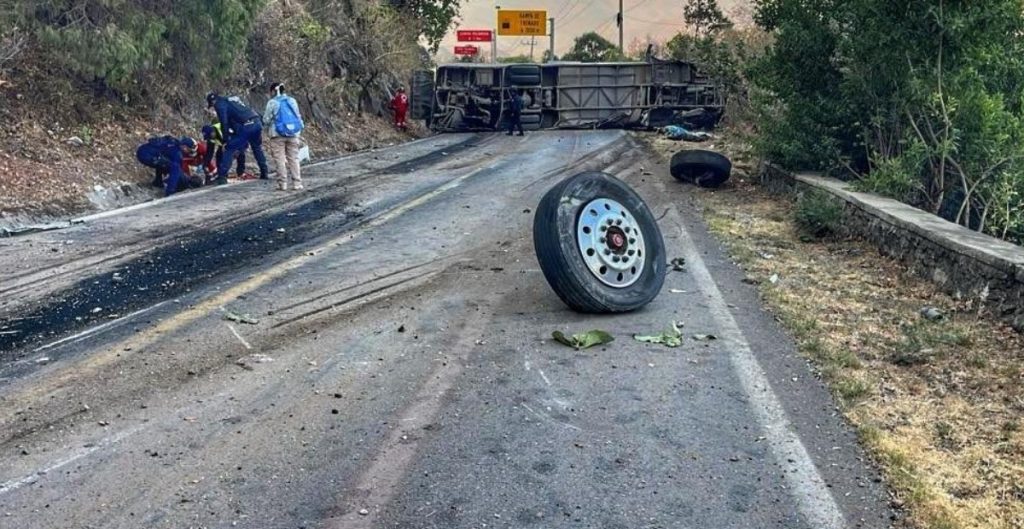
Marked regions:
[760,163,1024,332]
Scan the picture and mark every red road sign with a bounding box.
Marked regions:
[457,30,493,42]
[454,45,480,56]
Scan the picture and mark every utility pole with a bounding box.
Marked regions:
[617,0,624,53]
[548,17,555,62]
[529,36,536,62]
[493,5,500,64]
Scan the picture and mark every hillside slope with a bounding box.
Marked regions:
[0,0,441,227]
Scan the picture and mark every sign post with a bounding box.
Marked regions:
[456,30,493,42]
[496,9,548,36]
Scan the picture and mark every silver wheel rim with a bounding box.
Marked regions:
[576,198,647,288]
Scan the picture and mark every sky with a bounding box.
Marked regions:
[436,0,751,62]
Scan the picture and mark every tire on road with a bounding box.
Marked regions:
[533,172,667,313]
[669,149,732,188]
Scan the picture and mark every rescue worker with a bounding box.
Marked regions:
[201,122,247,184]
[506,88,525,137]
[135,136,195,197]
[179,136,215,187]
[390,87,409,131]
[206,91,270,185]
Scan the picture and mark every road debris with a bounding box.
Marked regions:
[552,330,614,350]
[34,357,50,365]
[669,258,686,272]
[669,289,687,294]
[768,273,780,284]
[633,322,684,348]
[235,354,274,370]
[222,309,259,325]
[692,333,718,341]
[920,306,944,321]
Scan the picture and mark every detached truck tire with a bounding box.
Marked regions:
[670,149,732,188]
[533,172,667,313]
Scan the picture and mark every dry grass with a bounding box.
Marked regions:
[641,131,1024,529]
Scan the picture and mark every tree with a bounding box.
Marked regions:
[386,0,462,52]
[541,49,558,63]
[562,32,623,63]
[626,36,664,61]
[750,0,1024,244]
[497,54,532,64]
[683,0,733,37]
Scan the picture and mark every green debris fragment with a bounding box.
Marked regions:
[633,322,684,348]
[223,308,259,325]
[552,330,615,350]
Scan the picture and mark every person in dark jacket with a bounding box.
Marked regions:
[206,92,270,185]
[201,122,247,183]
[506,88,525,136]
[135,136,196,197]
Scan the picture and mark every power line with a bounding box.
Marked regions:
[625,14,684,27]
[559,0,603,29]
[624,0,654,14]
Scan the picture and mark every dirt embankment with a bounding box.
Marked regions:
[0,0,431,229]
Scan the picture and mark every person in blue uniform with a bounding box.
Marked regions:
[206,92,269,185]
[135,136,197,197]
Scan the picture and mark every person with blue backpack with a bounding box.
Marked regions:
[263,82,305,191]
[206,91,270,185]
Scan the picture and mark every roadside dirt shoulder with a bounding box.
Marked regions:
[0,112,419,226]
[638,130,1024,529]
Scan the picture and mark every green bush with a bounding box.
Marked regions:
[750,0,1024,245]
[794,189,843,239]
[8,0,265,99]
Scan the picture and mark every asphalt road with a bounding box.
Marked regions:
[0,131,894,529]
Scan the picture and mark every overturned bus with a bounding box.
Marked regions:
[409,60,723,132]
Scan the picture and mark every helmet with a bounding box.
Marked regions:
[205,91,218,107]
[201,125,215,141]
[180,136,198,155]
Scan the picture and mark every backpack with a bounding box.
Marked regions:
[274,96,304,137]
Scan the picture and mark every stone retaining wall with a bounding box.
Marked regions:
[760,164,1024,332]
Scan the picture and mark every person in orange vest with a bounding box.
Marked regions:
[390,87,409,131]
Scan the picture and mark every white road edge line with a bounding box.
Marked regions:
[32,302,169,353]
[671,211,847,529]
[71,135,458,224]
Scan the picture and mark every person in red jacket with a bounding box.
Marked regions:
[179,137,216,186]
[390,87,409,131]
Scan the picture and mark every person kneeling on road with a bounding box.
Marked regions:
[180,136,215,187]
[206,91,270,185]
[263,82,305,191]
[135,136,196,197]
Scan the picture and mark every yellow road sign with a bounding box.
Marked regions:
[496,9,548,36]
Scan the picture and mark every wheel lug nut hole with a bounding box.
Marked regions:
[599,266,607,275]
[582,226,591,234]
[586,248,595,257]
